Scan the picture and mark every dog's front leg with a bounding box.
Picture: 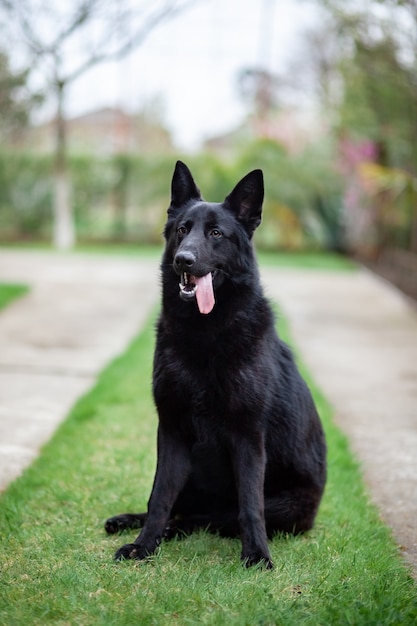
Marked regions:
[115,424,191,561]
[229,433,273,569]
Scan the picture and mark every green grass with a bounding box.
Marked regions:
[0,312,416,624]
[257,250,357,270]
[74,247,356,269]
[0,283,29,310]
[0,240,164,258]
[1,239,356,269]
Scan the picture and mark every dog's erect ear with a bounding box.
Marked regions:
[169,161,201,213]
[224,170,264,234]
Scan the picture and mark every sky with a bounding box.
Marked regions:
[34,0,320,151]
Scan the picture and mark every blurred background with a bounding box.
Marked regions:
[0,0,416,299]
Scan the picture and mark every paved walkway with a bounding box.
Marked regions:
[262,267,417,577]
[0,250,159,490]
[0,249,416,577]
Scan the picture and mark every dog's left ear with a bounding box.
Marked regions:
[224,170,264,235]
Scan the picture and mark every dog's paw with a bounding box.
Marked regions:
[114,543,150,561]
[242,552,274,570]
[105,513,145,535]
[105,517,123,535]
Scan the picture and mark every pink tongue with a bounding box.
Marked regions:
[192,273,215,314]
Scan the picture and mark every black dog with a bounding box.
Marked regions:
[105,161,326,568]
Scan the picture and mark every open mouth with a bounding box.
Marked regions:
[179,271,218,314]
[179,273,199,300]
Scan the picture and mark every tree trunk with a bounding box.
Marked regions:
[53,80,75,250]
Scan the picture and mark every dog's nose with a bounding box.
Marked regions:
[174,251,196,273]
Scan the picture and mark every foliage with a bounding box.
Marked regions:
[337,31,417,172]
[0,0,196,249]
[0,145,345,250]
[304,0,417,253]
[0,304,416,625]
[237,139,345,251]
[0,51,42,141]
[0,153,53,238]
[359,162,417,249]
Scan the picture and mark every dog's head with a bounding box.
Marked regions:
[163,161,264,315]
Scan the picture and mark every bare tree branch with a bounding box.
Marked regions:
[0,0,202,250]
[48,0,101,53]
[63,0,198,84]
[0,0,201,84]
[1,0,45,56]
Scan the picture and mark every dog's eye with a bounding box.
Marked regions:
[210,229,222,239]
[177,226,187,236]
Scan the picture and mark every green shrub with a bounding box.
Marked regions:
[0,143,345,250]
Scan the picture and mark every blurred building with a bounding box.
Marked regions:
[204,107,324,155]
[19,107,174,155]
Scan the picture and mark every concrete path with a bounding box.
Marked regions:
[0,249,159,490]
[262,267,417,577]
[0,249,416,577]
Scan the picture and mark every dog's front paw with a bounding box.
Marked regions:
[105,513,145,534]
[242,552,274,570]
[105,517,125,535]
[114,543,150,561]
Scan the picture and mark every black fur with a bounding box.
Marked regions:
[105,161,326,569]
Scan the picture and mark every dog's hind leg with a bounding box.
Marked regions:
[264,487,323,537]
[105,513,147,534]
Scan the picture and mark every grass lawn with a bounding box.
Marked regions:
[75,246,357,271]
[0,255,416,625]
[1,240,356,270]
[257,250,357,271]
[0,283,29,310]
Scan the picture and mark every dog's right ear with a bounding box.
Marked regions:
[169,161,201,214]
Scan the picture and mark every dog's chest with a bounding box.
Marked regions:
[190,436,235,495]
[157,333,242,399]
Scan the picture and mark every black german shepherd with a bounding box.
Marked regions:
[105,161,326,569]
